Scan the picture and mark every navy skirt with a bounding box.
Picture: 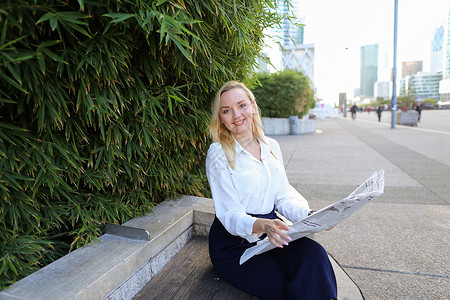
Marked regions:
[209,210,337,300]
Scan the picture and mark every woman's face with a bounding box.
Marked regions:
[219,87,254,139]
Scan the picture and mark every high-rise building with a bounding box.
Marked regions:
[446,2,450,79]
[438,2,450,104]
[275,0,315,87]
[275,1,304,47]
[402,61,423,78]
[281,44,315,85]
[400,71,442,101]
[360,44,378,97]
[374,81,390,100]
[431,26,444,73]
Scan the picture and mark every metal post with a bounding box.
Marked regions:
[391,0,398,128]
[344,96,348,118]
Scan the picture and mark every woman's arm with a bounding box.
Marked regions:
[206,143,260,242]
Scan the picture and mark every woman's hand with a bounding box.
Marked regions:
[253,218,292,248]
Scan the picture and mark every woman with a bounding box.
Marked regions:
[205,81,337,299]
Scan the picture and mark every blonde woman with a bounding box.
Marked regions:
[205,81,337,299]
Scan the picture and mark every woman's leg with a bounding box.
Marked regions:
[271,237,337,300]
[212,251,289,300]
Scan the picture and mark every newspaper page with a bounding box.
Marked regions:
[240,169,385,265]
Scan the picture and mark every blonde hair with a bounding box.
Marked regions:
[208,81,274,169]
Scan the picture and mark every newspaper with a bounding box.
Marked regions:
[239,169,385,265]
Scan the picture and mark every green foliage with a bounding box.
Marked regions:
[0,0,287,288]
[397,95,416,109]
[422,98,436,104]
[252,70,315,118]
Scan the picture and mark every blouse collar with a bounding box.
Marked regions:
[233,136,270,159]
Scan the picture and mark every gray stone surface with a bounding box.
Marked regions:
[0,196,207,300]
[273,112,450,299]
[106,227,193,300]
[0,193,362,300]
[262,117,316,135]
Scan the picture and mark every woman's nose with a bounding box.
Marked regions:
[232,107,241,117]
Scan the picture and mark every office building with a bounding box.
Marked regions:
[438,2,450,104]
[275,0,304,47]
[281,44,315,85]
[402,61,423,78]
[400,71,442,101]
[274,0,315,87]
[360,44,378,97]
[374,81,390,100]
[446,2,450,78]
[431,26,444,73]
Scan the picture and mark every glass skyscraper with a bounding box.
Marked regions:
[275,0,304,47]
[360,44,379,97]
[430,26,444,73]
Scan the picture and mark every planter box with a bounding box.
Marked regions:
[396,111,418,126]
[262,117,316,135]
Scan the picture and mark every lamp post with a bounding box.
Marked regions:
[391,0,398,128]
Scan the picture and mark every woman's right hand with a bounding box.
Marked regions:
[253,218,292,248]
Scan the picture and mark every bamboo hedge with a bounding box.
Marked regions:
[0,0,288,288]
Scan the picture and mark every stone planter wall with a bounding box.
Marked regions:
[261,117,316,135]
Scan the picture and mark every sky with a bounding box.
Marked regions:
[266,0,449,106]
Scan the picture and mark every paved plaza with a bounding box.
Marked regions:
[273,110,450,299]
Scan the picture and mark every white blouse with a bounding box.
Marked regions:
[205,137,311,243]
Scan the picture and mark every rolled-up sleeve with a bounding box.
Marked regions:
[205,143,259,243]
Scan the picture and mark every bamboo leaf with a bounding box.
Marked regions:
[0,72,28,93]
[40,47,67,63]
[36,49,45,73]
[50,16,58,31]
[0,18,7,46]
[37,12,54,23]
[103,13,135,23]
[0,35,28,51]
[38,40,60,48]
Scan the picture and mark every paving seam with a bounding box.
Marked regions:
[340,265,450,279]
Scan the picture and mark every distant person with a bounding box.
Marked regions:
[376,106,383,122]
[415,103,423,121]
[350,104,357,120]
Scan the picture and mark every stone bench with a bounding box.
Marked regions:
[0,196,362,300]
[0,196,215,300]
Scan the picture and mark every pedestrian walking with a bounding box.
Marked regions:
[350,104,357,120]
[376,106,383,122]
[415,103,422,121]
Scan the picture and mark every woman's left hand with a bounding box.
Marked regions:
[253,218,292,248]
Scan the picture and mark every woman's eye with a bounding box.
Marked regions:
[222,109,229,114]
[239,104,246,108]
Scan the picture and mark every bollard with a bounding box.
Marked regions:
[289,115,299,135]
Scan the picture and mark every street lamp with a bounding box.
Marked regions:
[391,0,398,128]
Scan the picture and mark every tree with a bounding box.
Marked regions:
[0,0,289,288]
[252,70,315,118]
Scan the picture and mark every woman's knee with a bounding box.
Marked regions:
[212,254,289,300]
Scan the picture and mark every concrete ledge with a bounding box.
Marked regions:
[0,195,362,300]
[262,117,290,135]
[262,117,316,135]
[0,195,214,300]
